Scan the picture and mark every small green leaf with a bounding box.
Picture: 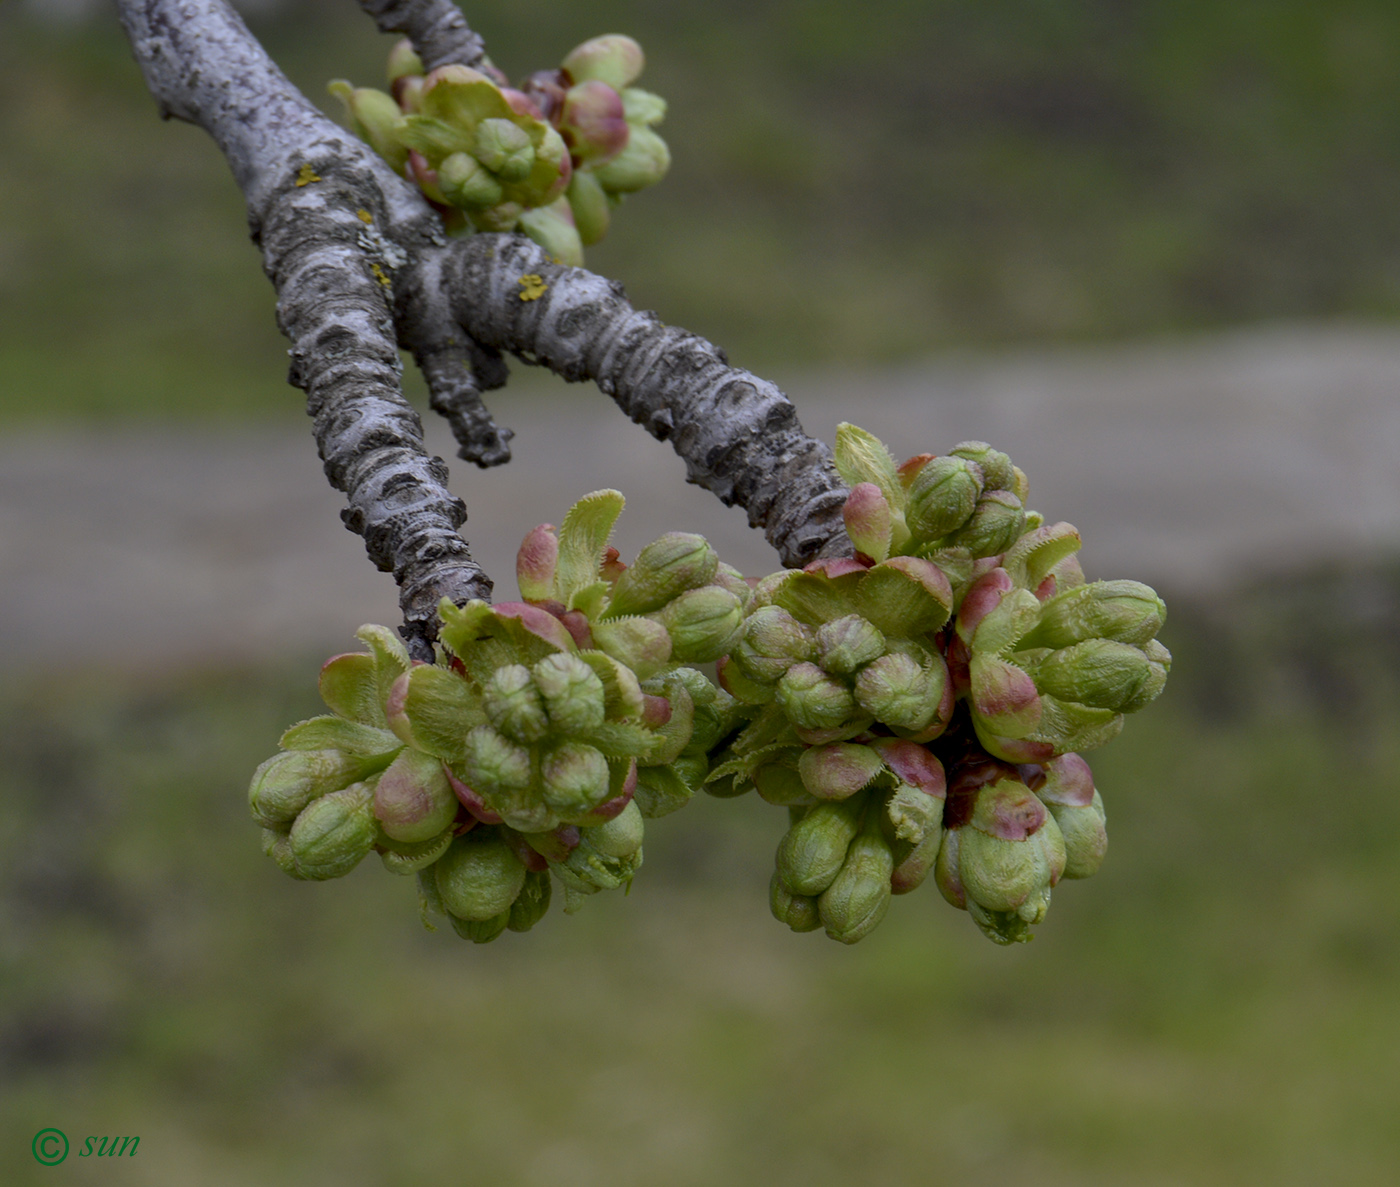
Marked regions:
[280,716,403,758]
[834,423,903,510]
[356,624,411,709]
[556,489,625,608]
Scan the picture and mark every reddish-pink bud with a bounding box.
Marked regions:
[516,523,558,602]
[560,80,630,165]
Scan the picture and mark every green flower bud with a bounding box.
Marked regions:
[843,482,893,561]
[658,586,744,663]
[435,832,528,921]
[643,679,695,766]
[1029,638,1159,713]
[818,808,895,944]
[606,533,718,617]
[588,615,673,679]
[770,870,821,932]
[620,86,667,127]
[713,562,753,612]
[732,606,816,683]
[561,801,645,891]
[533,652,607,734]
[560,80,630,165]
[516,522,559,603]
[582,799,645,857]
[539,740,611,817]
[373,748,458,843]
[797,742,885,802]
[518,197,584,268]
[567,169,611,246]
[438,150,505,209]
[561,34,645,91]
[327,81,409,173]
[507,867,553,932]
[461,723,532,798]
[261,827,302,878]
[853,652,940,732]
[1117,638,1170,713]
[904,455,983,542]
[949,441,1016,491]
[1032,753,1106,879]
[450,909,511,944]
[776,796,865,896]
[471,117,535,181]
[289,782,377,880]
[775,662,858,731]
[969,655,1043,739]
[951,489,1026,558]
[1020,580,1167,649]
[936,774,1066,944]
[481,664,550,745]
[815,614,885,675]
[591,125,670,193]
[248,748,371,828]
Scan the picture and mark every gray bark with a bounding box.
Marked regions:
[115,0,851,652]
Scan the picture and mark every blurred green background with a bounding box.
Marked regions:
[4,1,1400,1182]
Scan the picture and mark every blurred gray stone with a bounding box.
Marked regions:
[2,323,1397,668]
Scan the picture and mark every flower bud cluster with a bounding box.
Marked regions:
[251,491,748,942]
[711,423,1169,944]
[329,34,668,263]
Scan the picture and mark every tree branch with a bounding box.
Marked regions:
[116,0,853,654]
[116,0,493,658]
[442,235,851,567]
[357,0,486,74]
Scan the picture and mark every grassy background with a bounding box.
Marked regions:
[2,568,1399,1184]
[8,0,1400,419]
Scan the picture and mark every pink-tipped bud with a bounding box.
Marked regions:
[559,80,630,166]
[797,743,885,801]
[516,523,559,602]
[561,34,646,91]
[843,482,894,562]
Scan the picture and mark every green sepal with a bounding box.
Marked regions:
[395,114,477,161]
[854,558,953,637]
[772,570,862,626]
[356,624,410,701]
[1002,522,1083,593]
[585,720,660,761]
[385,664,483,762]
[450,909,511,943]
[634,762,693,818]
[318,652,384,727]
[573,649,645,721]
[378,826,455,874]
[507,868,553,932]
[279,715,403,759]
[416,866,445,930]
[643,674,695,766]
[770,870,822,932]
